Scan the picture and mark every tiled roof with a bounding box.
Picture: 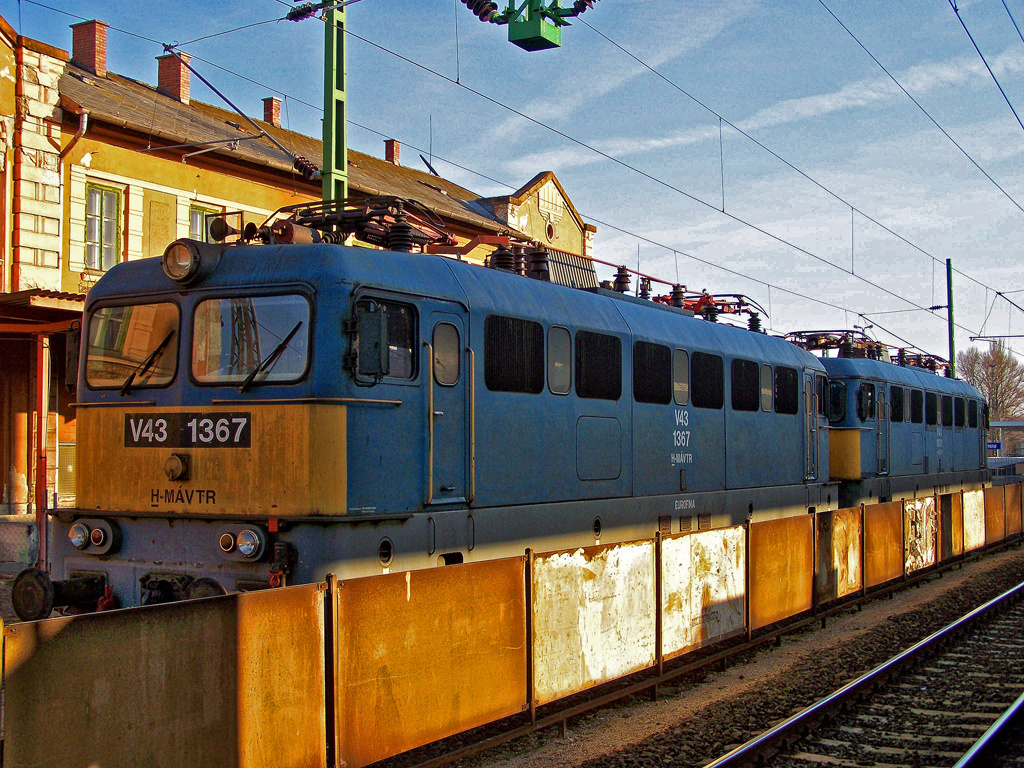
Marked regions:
[58,63,518,235]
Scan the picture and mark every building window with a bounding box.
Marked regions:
[190,206,217,242]
[485,315,544,394]
[633,341,671,405]
[575,331,621,400]
[86,184,121,271]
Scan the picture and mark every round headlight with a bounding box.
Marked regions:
[162,241,199,282]
[69,523,90,550]
[236,529,262,559]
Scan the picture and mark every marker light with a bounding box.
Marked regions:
[69,523,90,550]
[162,241,200,283]
[89,527,106,547]
[218,533,236,553]
[236,529,262,559]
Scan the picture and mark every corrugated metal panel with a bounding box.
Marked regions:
[964,490,986,551]
[334,559,527,768]
[985,486,1006,544]
[4,584,326,768]
[814,507,862,604]
[749,515,814,631]
[662,527,745,659]
[864,501,904,588]
[546,248,598,290]
[532,541,656,705]
[904,497,937,574]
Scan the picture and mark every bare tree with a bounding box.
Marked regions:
[957,342,1024,421]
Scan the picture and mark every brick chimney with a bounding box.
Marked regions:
[157,52,191,105]
[263,96,281,128]
[71,20,108,77]
[384,139,400,166]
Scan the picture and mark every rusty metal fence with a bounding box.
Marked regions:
[5,483,1023,768]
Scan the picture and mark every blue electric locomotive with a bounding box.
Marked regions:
[12,200,988,619]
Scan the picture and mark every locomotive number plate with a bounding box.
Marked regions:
[124,412,252,448]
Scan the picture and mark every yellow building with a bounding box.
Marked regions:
[0,17,595,531]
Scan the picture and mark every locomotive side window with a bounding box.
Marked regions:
[673,350,690,405]
[485,315,544,394]
[941,395,953,428]
[829,381,846,422]
[954,397,965,428]
[576,331,622,400]
[86,302,179,389]
[969,399,979,429]
[774,366,799,415]
[548,326,571,395]
[731,359,759,412]
[856,382,876,421]
[762,365,775,412]
[925,392,938,426]
[816,375,827,416]
[890,386,904,423]
[432,323,460,386]
[911,389,924,423]
[633,341,671,405]
[691,352,724,409]
[193,295,310,385]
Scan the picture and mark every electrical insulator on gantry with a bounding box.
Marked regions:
[459,0,603,51]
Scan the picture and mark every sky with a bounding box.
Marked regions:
[5,0,1024,365]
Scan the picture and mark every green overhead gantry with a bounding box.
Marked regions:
[462,0,602,51]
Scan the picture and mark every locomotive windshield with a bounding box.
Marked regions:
[86,302,179,389]
[192,294,310,385]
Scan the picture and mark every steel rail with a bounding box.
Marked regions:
[400,535,1023,768]
[953,687,1024,767]
[702,578,1024,768]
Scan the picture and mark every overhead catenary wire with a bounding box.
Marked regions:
[331,25,966,323]
[26,0,1021,324]
[1004,0,1024,46]
[580,15,1024,307]
[817,0,1024,219]
[18,0,1017,357]
[948,0,1024,136]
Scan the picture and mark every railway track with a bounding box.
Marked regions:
[709,580,1024,768]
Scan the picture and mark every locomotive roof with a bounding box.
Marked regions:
[88,241,826,375]
[820,356,983,399]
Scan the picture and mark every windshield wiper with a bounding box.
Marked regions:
[120,330,176,396]
[238,321,303,393]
